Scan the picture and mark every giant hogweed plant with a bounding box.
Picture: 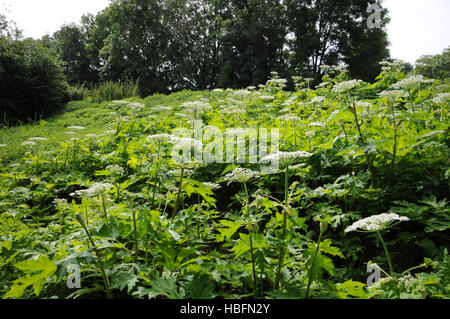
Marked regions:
[0,61,449,299]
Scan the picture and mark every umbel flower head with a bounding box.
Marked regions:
[332,79,362,93]
[379,89,408,100]
[21,141,36,146]
[68,126,86,130]
[146,133,172,143]
[70,182,114,198]
[106,164,124,176]
[431,93,450,104]
[182,100,211,116]
[223,168,260,183]
[345,213,410,233]
[391,75,425,90]
[261,150,312,168]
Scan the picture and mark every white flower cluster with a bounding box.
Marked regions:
[151,105,172,112]
[261,150,312,167]
[278,114,301,122]
[223,167,260,183]
[203,182,221,190]
[0,144,7,147]
[355,101,372,109]
[391,75,425,90]
[309,122,326,128]
[106,164,124,175]
[220,106,246,115]
[311,96,326,103]
[332,79,362,93]
[128,102,145,109]
[68,126,86,130]
[146,133,172,143]
[170,136,203,149]
[267,77,288,88]
[380,60,401,73]
[21,141,36,146]
[234,90,252,97]
[281,97,297,107]
[110,100,130,106]
[345,213,410,233]
[28,137,49,141]
[397,275,424,293]
[70,182,114,198]
[379,90,408,100]
[431,93,450,104]
[53,198,69,211]
[259,95,275,101]
[182,100,211,115]
[316,81,330,89]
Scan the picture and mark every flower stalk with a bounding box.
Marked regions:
[75,214,113,299]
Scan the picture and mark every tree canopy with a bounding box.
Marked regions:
[47,0,390,94]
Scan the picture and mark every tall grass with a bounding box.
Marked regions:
[68,80,140,102]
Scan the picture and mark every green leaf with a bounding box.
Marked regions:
[232,233,268,258]
[142,276,185,299]
[336,280,369,299]
[110,271,139,293]
[318,239,345,258]
[184,274,216,299]
[215,219,243,242]
[5,255,56,298]
[1,240,12,251]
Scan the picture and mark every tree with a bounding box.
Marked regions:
[53,23,98,85]
[412,47,450,80]
[0,38,68,125]
[0,11,20,39]
[286,0,390,82]
[218,0,287,88]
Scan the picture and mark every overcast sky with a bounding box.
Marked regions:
[1,0,449,64]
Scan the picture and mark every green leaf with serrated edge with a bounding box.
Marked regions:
[215,219,243,242]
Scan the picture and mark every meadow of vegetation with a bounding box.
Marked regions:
[0,63,449,299]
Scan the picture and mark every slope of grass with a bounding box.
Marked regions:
[0,65,449,299]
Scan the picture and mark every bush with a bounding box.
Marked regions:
[66,85,90,101]
[89,80,140,102]
[412,47,450,80]
[67,80,140,102]
[0,37,68,125]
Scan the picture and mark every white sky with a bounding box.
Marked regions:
[1,0,449,64]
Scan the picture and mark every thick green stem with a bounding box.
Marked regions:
[249,231,257,298]
[243,182,257,298]
[78,220,112,299]
[172,167,184,217]
[284,166,289,205]
[132,208,138,265]
[352,104,375,187]
[100,193,109,226]
[306,230,323,298]
[401,264,427,277]
[274,166,289,290]
[85,206,89,226]
[150,142,161,210]
[377,231,394,276]
[388,121,401,187]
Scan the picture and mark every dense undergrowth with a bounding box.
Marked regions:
[0,63,449,299]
